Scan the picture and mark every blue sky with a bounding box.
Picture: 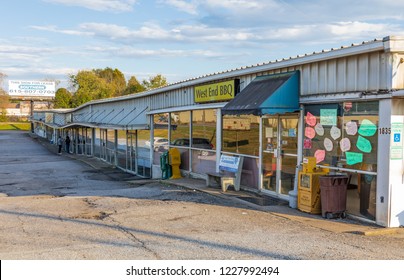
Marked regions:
[1,0,404,89]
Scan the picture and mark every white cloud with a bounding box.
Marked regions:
[162,0,276,14]
[203,0,273,10]
[31,21,256,44]
[79,22,180,41]
[161,0,199,15]
[29,25,92,36]
[85,45,226,59]
[1,66,77,82]
[43,0,137,12]
[328,21,393,37]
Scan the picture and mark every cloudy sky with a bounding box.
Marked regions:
[1,0,404,89]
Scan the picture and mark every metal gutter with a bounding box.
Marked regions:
[147,102,227,115]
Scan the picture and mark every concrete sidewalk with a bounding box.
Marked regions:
[159,177,404,236]
[32,133,404,237]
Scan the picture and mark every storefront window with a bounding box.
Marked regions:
[94,128,101,158]
[153,113,169,165]
[191,109,217,174]
[304,102,378,170]
[138,129,151,177]
[117,130,127,169]
[192,109,216,149]
[106,129,116,164]
[171,111,190,146]
[304,101,378,219]
[85,128,92,156]
[222,114,260,156]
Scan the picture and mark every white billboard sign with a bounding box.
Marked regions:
[8,80,55,97]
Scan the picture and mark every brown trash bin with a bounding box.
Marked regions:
[320,175,349,219]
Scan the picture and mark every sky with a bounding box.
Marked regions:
[1,0,404,90]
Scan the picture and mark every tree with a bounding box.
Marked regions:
[69,70,115,107]
[0,72,9,121]
[142,74,168,90]
[94,67,126,97]
[124,76,146,95]
[54,88,73,108]
[68,68,168,104]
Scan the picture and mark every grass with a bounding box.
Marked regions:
[0,122,31,131]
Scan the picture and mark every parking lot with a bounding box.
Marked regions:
[1,130,404,260]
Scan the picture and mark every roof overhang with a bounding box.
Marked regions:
[222,71,300,116]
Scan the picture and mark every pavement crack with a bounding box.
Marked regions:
[108,216,161,259]
[17,215,28,236]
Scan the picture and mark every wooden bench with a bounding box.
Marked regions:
[206,155,244,192]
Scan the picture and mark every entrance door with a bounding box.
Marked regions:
[100,129,108,161]
[262,115,299,197]
[126,132,137,173]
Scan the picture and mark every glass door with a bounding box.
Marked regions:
[100,129,108,161]
[126,132,137,173]
[262,114,299,197]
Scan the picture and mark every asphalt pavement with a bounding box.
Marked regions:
[0,130,403,260]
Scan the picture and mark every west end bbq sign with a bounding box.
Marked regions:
[194,80,238,103]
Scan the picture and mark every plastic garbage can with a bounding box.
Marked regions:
[320,175,349,219]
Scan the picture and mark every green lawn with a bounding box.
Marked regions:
[0,122,31,130]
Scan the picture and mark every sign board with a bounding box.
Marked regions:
[194,80,238,103]
[391,123,403,160]
[219,155,241,173]
[320,109,337,126]
[8,80,55,98]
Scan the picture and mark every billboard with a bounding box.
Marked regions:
[8,80,55,98]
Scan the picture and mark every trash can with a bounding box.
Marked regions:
[320,175,349,219]
[160,151,171,179]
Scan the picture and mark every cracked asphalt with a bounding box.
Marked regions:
[1,130,404,260]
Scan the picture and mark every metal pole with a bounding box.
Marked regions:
[30,100,34,133]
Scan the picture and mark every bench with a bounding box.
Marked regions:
[206,155,244,192]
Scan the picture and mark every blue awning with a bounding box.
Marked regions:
[221,71,300,116]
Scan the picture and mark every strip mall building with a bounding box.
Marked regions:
[32,36,404,227]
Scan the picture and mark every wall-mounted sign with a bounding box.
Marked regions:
[8,80,55,98]
[320,109,337,126]
[194,80,238,103]
[391,123,403,160]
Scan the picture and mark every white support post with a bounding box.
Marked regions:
[259,117,263,190]
[289,108,304,209]
[216,109,222,173]
[91,128,95,156]
[150,115,155,177]
[114,129,118,166]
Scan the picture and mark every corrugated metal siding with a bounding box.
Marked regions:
[300,51,387,95]
[84,98,148,126]
[54,113,65,126]
[72,108,91,123]
[392,53,404,89]
[33,112,45,121]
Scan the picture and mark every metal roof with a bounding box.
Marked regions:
[39,36,404,114]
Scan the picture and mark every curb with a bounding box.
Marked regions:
[359,228,399,236]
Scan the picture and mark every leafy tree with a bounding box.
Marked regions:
[0,72,9,120]
[70,70,115,107]
[142,74,167,90]
[68,68,168,104]
[54,88,72,108]
[124,76,146,95]
[94,67,126,97]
